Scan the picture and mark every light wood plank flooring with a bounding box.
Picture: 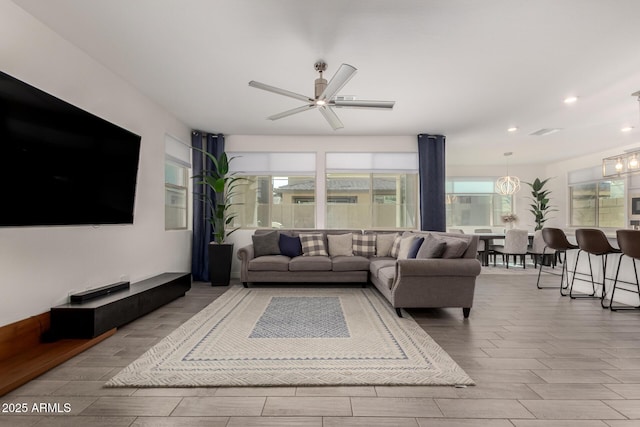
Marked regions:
[2,268,640,426]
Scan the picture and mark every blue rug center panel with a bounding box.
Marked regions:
[249,296,350,338]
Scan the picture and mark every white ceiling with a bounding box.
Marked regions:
[12,0,640,166]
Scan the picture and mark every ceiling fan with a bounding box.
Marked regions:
[248,61,395,130]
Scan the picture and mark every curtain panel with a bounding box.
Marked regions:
[191,131,225,282]
[418,134,446,231]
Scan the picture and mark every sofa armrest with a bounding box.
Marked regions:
[390,258,481,310]
[396,258,481,277]
[237,244,255,261]
[237,245,255,283]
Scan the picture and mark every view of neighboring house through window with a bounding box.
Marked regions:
[325,152,419,229]
[230,175,316,228]
[226,152,317,229]
[446,179,513,227]
[165,134,190,230]
[325,173,418,229]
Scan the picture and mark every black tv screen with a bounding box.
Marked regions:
[0,70,141,227]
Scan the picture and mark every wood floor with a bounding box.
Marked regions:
[2,267,640,426]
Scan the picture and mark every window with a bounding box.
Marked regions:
[326,173,418,229]
[229,175,316,229]
[446,179,513,227]
[226,152,317,229]
[570,179,624,227]
[325,152,418,229]
[165,134,190,230]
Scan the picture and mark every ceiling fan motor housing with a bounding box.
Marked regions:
[315,77,327,99]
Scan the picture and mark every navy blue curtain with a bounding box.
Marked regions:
[418,134,446,231]
[191,131,225,281]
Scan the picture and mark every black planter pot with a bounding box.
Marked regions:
[208,242,234,286]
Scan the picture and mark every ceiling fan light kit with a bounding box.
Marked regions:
[249,61,395,130]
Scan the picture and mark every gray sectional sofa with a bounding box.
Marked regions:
[237,229,481,318]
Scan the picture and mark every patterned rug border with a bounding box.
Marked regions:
[106,286,474,388]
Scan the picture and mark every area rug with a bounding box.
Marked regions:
[105,286,474,387]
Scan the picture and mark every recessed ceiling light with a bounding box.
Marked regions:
[621,126,634,132]
[564,96,578,104]
[507,127,518,132]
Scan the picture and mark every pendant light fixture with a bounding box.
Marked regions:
[496,152,520,195]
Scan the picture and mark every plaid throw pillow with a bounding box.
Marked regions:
[352,233,376,257]
[390,235,403,258]
[299,233,328,256]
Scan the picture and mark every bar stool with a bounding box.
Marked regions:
[536,228,578,295]
[609,229,640,311]
[571,228,621,308]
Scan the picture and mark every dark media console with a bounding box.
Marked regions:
[50,273,191,339]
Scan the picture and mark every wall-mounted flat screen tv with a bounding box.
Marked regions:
[0,70,141,227]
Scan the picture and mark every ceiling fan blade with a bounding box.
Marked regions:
[319,106,344,130]
[319,64,357,101]
[332,100,395,109]
[267,104,316,121]
[249,81,313,103]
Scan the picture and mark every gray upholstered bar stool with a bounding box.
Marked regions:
[536,228,578,295]
[609,229,640,311]
[571,228,621,308]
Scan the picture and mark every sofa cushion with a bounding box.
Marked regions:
[252,231,280,257]
[416,233,446,259]
[397,235,418,260]
[407,237,425,259]
[327,233,353,257]
[439,235,470,258]
[390,235,403,258]
[369,257,396,276]
[289,255,332,271]
[377,266,396,289]
[279,233,303,257]
[352,233,376,257]
[332,255,370,271]
[376,233,398,257]
[247,255,290,272]
[299,233,328,256]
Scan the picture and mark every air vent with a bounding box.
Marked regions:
[529,128,562,136]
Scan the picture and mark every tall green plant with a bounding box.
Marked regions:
[525,177,557,231]
[194,150,243,244]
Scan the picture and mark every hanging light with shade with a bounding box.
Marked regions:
[496,152,520,195]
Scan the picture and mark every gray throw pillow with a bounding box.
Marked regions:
[376,233,398,257]
[328,233,354,257]
[252,231,281,257]
[439,235,470,258]
[416,233,446,259]
[396,235,417,260]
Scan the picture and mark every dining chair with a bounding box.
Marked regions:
[609,229,640,311]
[473,228,493,262]
[536,228,577,295]
[493,229,529,268]
[529,230,556,268]
[571,228,621,308]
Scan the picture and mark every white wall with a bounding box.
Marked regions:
[0,2,192,326]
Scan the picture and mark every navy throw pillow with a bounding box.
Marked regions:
[279,234,303,257]
[407,237,425,259]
